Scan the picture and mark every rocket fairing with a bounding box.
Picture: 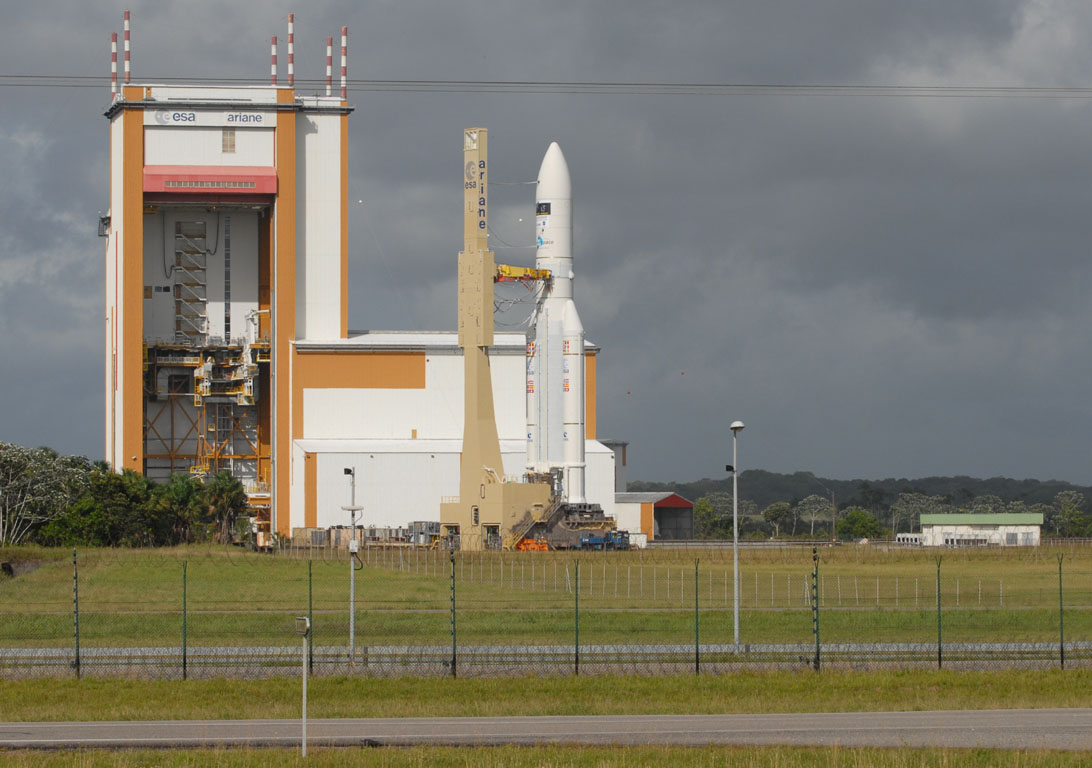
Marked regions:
[526,142,586,503]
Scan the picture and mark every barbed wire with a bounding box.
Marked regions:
[5,74,1092,99]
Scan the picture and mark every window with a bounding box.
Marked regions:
[222,128,236,153]
[1006,532,1017,546]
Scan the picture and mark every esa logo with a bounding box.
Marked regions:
[154,110,196,125]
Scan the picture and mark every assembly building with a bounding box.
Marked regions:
[102,12,691,548]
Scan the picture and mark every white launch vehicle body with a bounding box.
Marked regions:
[527,142,586,503]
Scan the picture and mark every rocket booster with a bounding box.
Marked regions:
[527,142,586,503]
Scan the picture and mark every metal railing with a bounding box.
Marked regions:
[0,548,1087,679]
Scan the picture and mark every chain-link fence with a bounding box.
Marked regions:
[1,545,1090,678]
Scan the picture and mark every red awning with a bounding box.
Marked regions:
[143,165,277,195]
[654,493,694,509]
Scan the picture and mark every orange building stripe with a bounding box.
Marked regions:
[122,101,144,473]
[295,350,426,389]
[292,350,425,436]
[303,451,317,528]
[641,501,654,540]
[274,89,297,536]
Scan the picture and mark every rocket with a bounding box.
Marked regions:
[526,142,586,503]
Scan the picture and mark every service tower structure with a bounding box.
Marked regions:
[103,18,352,542]
[439,129,552,551]
[526,143,586,503]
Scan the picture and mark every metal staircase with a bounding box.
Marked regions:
[173,221,208,344]
[505,494,566,550]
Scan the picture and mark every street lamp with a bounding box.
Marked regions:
[295,616,311,757]
[342,467,363,665]
[729,420,745,647]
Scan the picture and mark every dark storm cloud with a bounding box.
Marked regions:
[2,1,1091,485]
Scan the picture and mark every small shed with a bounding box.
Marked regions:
[919,513,1043,547]
[614,492,695,542]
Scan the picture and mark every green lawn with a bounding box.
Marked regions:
[1,671,1092,766]
[1,545,1090,649]
[1,745,1089,767]
[2,669,1091,721]
[4,547,1091,765]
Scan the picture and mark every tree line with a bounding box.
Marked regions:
[692,488,1090,541]
[0,442,249,547]
[632,469,1092,514]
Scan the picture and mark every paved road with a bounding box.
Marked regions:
[1,709,1091,750]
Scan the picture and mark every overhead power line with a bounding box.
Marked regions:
[2,74,1092,98]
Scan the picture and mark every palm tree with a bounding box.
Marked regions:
[205,471,247,544]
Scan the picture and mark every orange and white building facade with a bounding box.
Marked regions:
[103,16,615,540]
[104,77,351,539]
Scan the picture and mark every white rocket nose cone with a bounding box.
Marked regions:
[536,142,571,199]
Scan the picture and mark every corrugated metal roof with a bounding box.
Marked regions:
[616,492,677,504]
[295,438,519,453]
[920,513,1043,526]
[295,331,525,351]
[296,331,601,353]
[293,438,615,455]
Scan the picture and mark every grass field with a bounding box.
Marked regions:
[2,544,1091,651]
[3,668,1092,721]
[2,745,1090,767]
[2,670,1092,765]
[4,546,1091,764]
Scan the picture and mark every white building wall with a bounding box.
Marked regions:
[612,502,643,536]
[585,441,616,520]
[296,112,343,340]
[106,114,127,470]
[289,335,616,528]
[290,439,573,531]
[300,349,529,442]
[314,451,459,529]
[144,126,274,166]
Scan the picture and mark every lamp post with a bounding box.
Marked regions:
[729,420,745,647]
[342,467,363,665]
[295,616,310,757]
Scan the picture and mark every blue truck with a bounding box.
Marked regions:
[578,530,630,551]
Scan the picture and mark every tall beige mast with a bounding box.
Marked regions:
[455,128,504,518]
[441,129,550,551]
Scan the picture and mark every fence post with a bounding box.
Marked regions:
[811,547,820,672]
[450,547,457,679]
[72,548,80,680]
[308,560,314,674]
[935,556,943,670]
[1058,554,1065,670]
[182,561,187,681]
[694,559,700,675]
[574,561,580,677]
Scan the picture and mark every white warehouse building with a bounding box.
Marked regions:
[919,513,1043,547]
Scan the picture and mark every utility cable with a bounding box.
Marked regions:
[487,225,535,250]
[6,73,1092,99]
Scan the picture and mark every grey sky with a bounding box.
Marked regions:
[2,1,1092,485]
